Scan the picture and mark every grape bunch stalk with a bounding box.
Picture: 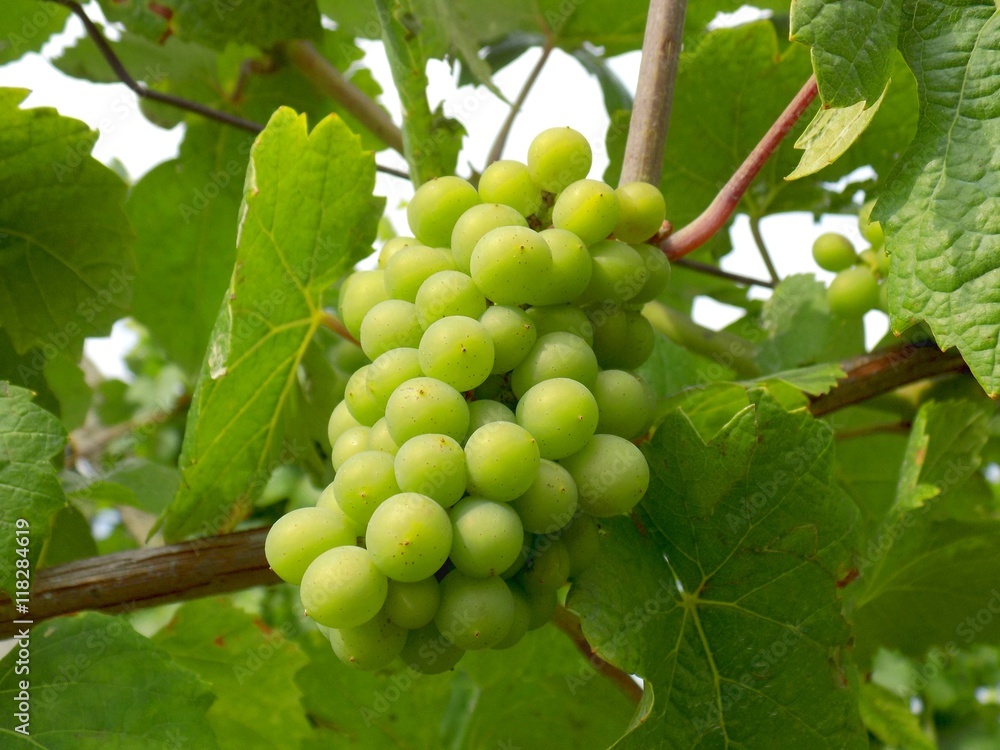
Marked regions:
[265,127,669,673]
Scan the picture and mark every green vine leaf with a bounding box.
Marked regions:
[0,1,69,63]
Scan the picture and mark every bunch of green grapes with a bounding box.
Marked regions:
[265,127,667,673]
[813,200,888,317]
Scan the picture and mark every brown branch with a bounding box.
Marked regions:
[662,76,819,260]
[486,42,553,166]
[619,0,688,185]
[320,310,359,346]
[552,605,643,704]
[672,257,775,289]
[749,216,780,284]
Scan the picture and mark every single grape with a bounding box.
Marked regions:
[400,622,465,674]
[858,198,884,247]
[629,243,671,303]
[559,434,650,517]
[509,459,579,535]
[525,587,558,630]
[450,203,528,273]
[394,433,467,508]
[366,347,423,413]
[560,513,601,576]
[527,127,592,193]
[383,577,441,629]
[479,305,537,374]
[344,365,384,426]
[415,270,487,328]
[552,179,619,246]
[367,417,400,455]
[385,245,456,302]
[365,492,453,582]
[478,160,543,217]
[328,400,361,449]
[418,316,495,393]
[501,533,530,579]
[331,425,370,471]
[385,377,470,446]
[494,586,531,649]
[515,378,599,460]
[265,506,360,585]
[359,299,423,359]
[330,337,368,375]
[470,225,553,306]
[435,570,515,650]
[827,266,881,317]
[524,304,594,346]
[812,233,858,272]
[518,538,570,594]
[576,239,648,306]
[589,307,655,370]
[329,612,407,670]
[259,465,303,507]
[592,369,656,439]
[333,450,401,527]
[466,399,516,435]
[377,235,419,269]
[338,270,389,340]
[536,228,593,304]
[613,182,666,243]
[448,497,524,578]
[407,176,481,248]
[299,545,387,628]
[465,421,541,502]
[859,246,890,278]
[510,331,599,398]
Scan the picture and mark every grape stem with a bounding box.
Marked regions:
[319,311,359,346]
[642,301,761,378]
[748,216,781,284]
[485,42,554,166]
[551,605,643,704]
[671,258,775,289]
[660,76,819,260]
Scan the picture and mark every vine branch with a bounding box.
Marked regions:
[749,216,780,284]
[551,606,643,704]
[486,42,553,166]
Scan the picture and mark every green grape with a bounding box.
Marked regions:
[448,497,524,578]
[265,506,359,585]
[418,316,495,393]
[435,570,515,650]
[331,425,370,471]
[479,305,537,374]
[359,299,423,360]
[589,307,655,370]
[328,400,361,449]
[333,450,401,527]
[415,270,487,328]
[510,332,599,398]
[629,243,671,303]
[407,176,481,248]
[344,365,384,426]
[367,417,401,455]
[524,304,594,346]
[470,225,553,306]
[366,347,423,413]
[509,459,579,534]
[338,270,389,340]
[494,586,531,649]
[527,127,592,193]
[465,421,541,502]
[536,228,593,305]
[501,533,530,579]
[385,377,470,446]
[518,538,570,594]
[365,492,453,582]
[330,337,368,375]
[613,182,666,243]
[329,612,407,670]
[560,434,650,517]
[515,378,598,460]
[560,513,601,576]
[812,232,858,272]
[400,621,465,674]
[472,374,507,402]
[478,160,543,217]
[827,266,881,317]
[859,198,884,247]
[385,245,456,302]
[377,235,419,269]
[300,545,387,628]
[859,246,890,278]
[525,587,558,630]
[383,577,441,629]
[394,433,467,508]
[552,179,619,246]
[576,239,648,305]
[592,369,655,439]
[450,203,528,273]
[467,399,516,435]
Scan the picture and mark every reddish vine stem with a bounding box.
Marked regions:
[319,310,359,346]
[661,76,819,260]
[551,606,643,704]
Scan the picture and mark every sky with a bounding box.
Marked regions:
[0,2,887,378]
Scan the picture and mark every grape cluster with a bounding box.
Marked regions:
[814,199,889,317]
[265,127,668,673]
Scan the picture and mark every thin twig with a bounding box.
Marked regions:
[662,76,819,260]
[552,606,643,704]
[749,216,780,284]
[619,0,688,185]
[320,310,359,345]
[672,258,775,289]
[486,43,553,166]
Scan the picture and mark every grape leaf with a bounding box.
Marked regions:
[874,1,1000,396]
[153,599,312,750]
[859,683,935,750]
[0,88,136,354]
[0,0,69,64]
[790,0,901,106]
[0,612,219,748]
[570,390,867,748]
[161,108,383,541]
[0,383,66,597]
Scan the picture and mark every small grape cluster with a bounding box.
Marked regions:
[265,127,668,673]
[814,199,889,317]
